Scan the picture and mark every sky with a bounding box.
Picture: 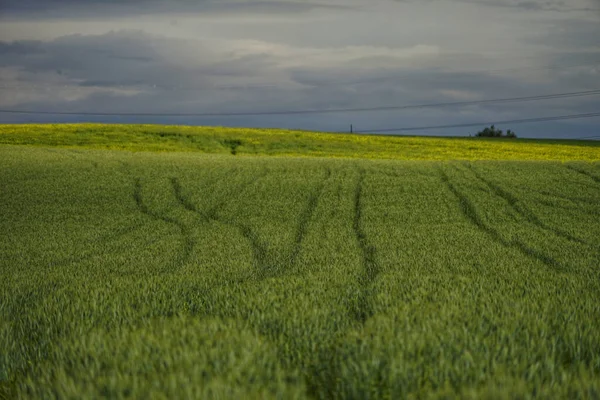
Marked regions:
[0,0,599,138]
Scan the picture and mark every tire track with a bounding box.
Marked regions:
[535,199,584,212]
[351,166,380,323]
[565,164,600,185]
[171,169,268,220]
[170,177,210,221]
[133,178,194,271]
[440,170,565,272]
[169,169,271,281]
[535,189,592,205]
[467,164,587,245]
[171,167,331,281]
[520,187,599,213]
[236,222,272,279]
[288,167,332,268]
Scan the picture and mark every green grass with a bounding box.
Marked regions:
[1,125,600,398]
[1,123,599,161]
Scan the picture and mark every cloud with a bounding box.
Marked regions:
[0,30,445,93]
[1,30,597,109]
[466,0,599,12]
[0,0,354,19]
[526,18,600,50]
[0,31,276,91]
[0,1,598,138]
[393,0,600,12]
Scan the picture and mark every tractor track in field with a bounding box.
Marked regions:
[236,223,272,279]
[440,170,565,272]
[535,198,587,212]
[532,189,594,205]
[171,166,332,282]
[351,166,380,323]
[519,186,600,213]
[565,164,600,185]
[170,169,271,281]
[222,166,330,281]
[170,177,210,221]
[133,178,194,271]
[170,168,268,220]
[288,167,332,269]
[466,164,587,245]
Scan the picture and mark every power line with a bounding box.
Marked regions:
[354,112,600,134]
[1,89,599,117]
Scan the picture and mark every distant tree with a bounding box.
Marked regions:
[222,139,243,155]
[475,125,517,138]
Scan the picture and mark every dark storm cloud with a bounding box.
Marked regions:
[393,0,600,12]
[0,41,46,55]
[2,29,597,119]
[0,31,278,91]
[462,0,599,12]
[0,0,598,138]
[0,0,352,18]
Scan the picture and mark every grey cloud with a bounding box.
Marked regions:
[0,0,353,19]
[0,31,279,91]
[287,55,583,97]
[287,64,548,113]
[393,0,600,12]
[1,29,594,113]
[0,40,46,55]
[525,19,600,49]
[1,32,162,84]
[464,0,595,12]
[0,22,598,138]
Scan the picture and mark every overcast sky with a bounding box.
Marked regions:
[0,0,599,138]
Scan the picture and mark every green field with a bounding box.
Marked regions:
[1,125,600,399]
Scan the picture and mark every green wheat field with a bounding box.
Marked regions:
[1,124,600,399]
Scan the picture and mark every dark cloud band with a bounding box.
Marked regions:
[0,0,352,19]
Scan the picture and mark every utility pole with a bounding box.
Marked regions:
[351,124,353,133]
